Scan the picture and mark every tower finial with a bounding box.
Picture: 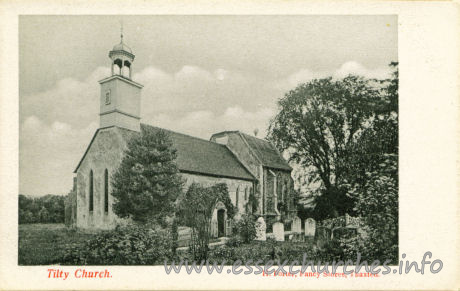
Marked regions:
[120,20,124,43]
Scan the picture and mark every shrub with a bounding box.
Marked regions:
[234,214,256,243]
[177,183,234,260]
[61,224,172,265]
[225,236,244,248]
[343,155,398,264]
[207,241,318,264]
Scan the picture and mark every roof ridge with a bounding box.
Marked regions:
[141,123,224,147]
[238,131,270,142]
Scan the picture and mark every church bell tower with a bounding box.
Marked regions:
[98,29,143,132]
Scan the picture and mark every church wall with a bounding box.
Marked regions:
[76,127,130,230]
[262,167,295,219]
[180,172,253,219]
[210,132,264,215]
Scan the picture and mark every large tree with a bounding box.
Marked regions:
[269,64,398,218]
[111,127,183,225]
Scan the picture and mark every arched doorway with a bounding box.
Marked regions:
[212,201,227,238]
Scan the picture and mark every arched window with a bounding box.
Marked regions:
[236,187,239,211]
[104,169,109,213]
[89,170,94,212]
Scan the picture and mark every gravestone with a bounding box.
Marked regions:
[292,216,302,233]
[305,218,316,237]
[255,217,267,241]
[273,222,285,241]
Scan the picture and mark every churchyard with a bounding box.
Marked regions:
[18,214,360,265]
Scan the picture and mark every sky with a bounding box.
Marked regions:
[19,15,397,196]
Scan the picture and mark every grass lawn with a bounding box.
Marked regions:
[18,223,93,265]
[18,223,322,265]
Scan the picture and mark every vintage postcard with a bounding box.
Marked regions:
[0,1,459,290]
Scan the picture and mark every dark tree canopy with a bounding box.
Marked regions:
[269,63,398,218]
[18,194,65,224]
[111,127,183,224]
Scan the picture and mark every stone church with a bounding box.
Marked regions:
[67,35,296,237]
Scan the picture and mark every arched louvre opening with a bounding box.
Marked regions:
[104,169,109,213]
[89,170,94,212]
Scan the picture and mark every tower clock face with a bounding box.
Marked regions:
[105,90,111,105]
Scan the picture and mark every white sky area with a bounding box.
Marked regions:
[19,15,397,196]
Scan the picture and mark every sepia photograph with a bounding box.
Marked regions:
[18,15,399,267]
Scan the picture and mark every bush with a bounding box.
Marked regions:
[343,155,398,264]
[234,214,256,243]
[61,224,172,265]
[177,183,234,260]
[225,236,244,248]
[207,241,318,264]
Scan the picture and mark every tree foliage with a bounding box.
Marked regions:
[339,154,398,263]
[340,63,399,263]
[18,194,65,224]
[111,127,183,225]
[269,63,398,219]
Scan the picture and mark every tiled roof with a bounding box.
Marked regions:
[75,124,288,179]
[138,124,255,181]
[239,132,292,171]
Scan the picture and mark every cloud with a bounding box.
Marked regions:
[333,61,392,80]
[19,116,97,195]
[276,61,392,91]
[147,106,275,140]
[20,66,110,129]
[19,61,390,195]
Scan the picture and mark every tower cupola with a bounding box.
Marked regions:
[109,29,135,79]
[98,28,143,132]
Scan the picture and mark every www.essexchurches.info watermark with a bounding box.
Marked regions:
[163,252,443,275]
[46,252,443,280]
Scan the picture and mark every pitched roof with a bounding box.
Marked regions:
[140,124,255,180]
[75,124,289,179]
[238,132,292,171]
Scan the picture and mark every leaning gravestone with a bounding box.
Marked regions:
[292,216,302,233]
[305,218,316,237]
[255,217,266,241]
[273,222,285,241]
